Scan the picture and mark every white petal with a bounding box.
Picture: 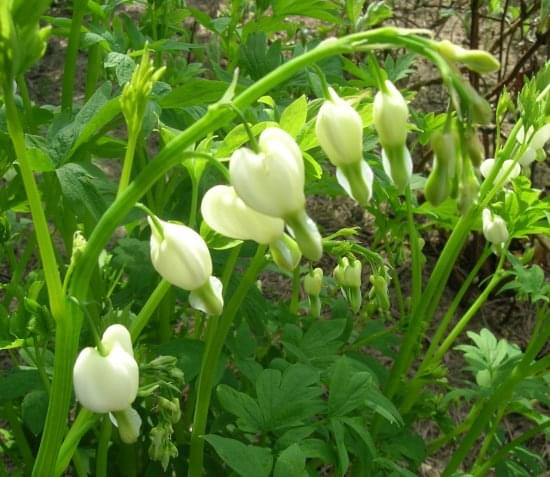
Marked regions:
[201,185,284,244]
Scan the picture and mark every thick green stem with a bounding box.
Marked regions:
[188,245,267,477]
[400,245,492,413]
[85,43,102,101]
[62,0,87,112]
[2,82,64,322]
[384,206,477,400]
[96,417,112,477]
[289,266,301,314]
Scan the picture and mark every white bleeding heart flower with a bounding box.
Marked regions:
[149,217,212,291]
[482,208,509,244]
[110,406,142,444]
[480,159,520,185]
[230,127,305,218]
[373,80,409,148]
[73,324,139,414]
[517,124,550,166]
[201,185,284,244]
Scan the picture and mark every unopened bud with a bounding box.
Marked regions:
[482,208,509,244]
[437,40,500,74]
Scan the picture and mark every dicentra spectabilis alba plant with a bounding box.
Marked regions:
[315,87,373,206]
[2,2,548,475]
[230,127,323,261]
[148,216,223,316]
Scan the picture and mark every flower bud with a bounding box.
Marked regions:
[111,407,142,444]
[201,185,285,244]
[482,209,509,244]
[188,276,224,316]
[517,124,550,166]
[285,209,323,262]
[381,145,413,193]
[73,324,139,413]
[148,217,212,291]
[464,128,484,167]
[304,268,323,296]
[425,131,455,206]
[436,40,500,74]
[315,88,363,166]
[336,161,374,206]
[369,274,390,311]
[333,257,362,312]
[269,233,302,271]
[480,159,520,185]
[230,127,305,218]
[373,80,409,148]
[458,160,480,214]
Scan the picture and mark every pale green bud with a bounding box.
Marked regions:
[425,131,456,206]
[315,87,363,166]
[304,268,323,296]
[269,233,302,271]
[373,80,409,148]
[369,274,390,311]
[73,324,138,413]
[381,145,413,192]
[458,160,480,214]
[436,40,500,74]
[188,276,224,316]
[149,217,212,291]
[285,209,323,262]
[482,208,509,244]
[336,161,373,206]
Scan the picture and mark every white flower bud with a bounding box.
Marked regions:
[201,185,284,244]
[482,209,509,244]
[230,127,305,218]
[315,88,363,166]
[480,159,520,185]
[73,324,138,414]
[149,217,212,291]
[304,268,323,296]
[373,80,409,148]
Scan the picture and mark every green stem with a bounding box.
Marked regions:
[289,266,301,315]
[95,417,112,477]
[85,43,102,101]
[62,0,87,112]
[55,410,98,477]
[221,245,242,291]
[117,130,140,197]
[16,74,34,131]
[188,175,199,228]
[2,81,64,322]
[473,420,550,476]
[442,310,550,476]
[130,279,171,342]
[400,245,492,413]
[3,402,34,471]
[384,206,478,401]
[188,245,267,477]
[405,188,422,311]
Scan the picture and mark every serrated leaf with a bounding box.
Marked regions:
[217,384,264,433]
[364,386,403,426]
[330,418,349,477]
[204,435,272,477]
[159,79,238,109]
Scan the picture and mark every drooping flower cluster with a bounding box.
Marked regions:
[202,127,323,263]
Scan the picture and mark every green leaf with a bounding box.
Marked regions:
[364,386,403,426]
[328,356,372,417]
[363,1,393,27]
[239,33,282,80]
[155,338,205,381]
[272,0,341,23]
[214,121,277,158]
[21,390,48,435]
[280,95,307,138]
[104,52,136,85]
[330,418,349,477]
[56,162,114,224]
[273,443,307,477]
[0,369,42,403]
[204,435,272,477]
[159,79,236,108]
[341,416,376,457]
[217,384,264,433]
